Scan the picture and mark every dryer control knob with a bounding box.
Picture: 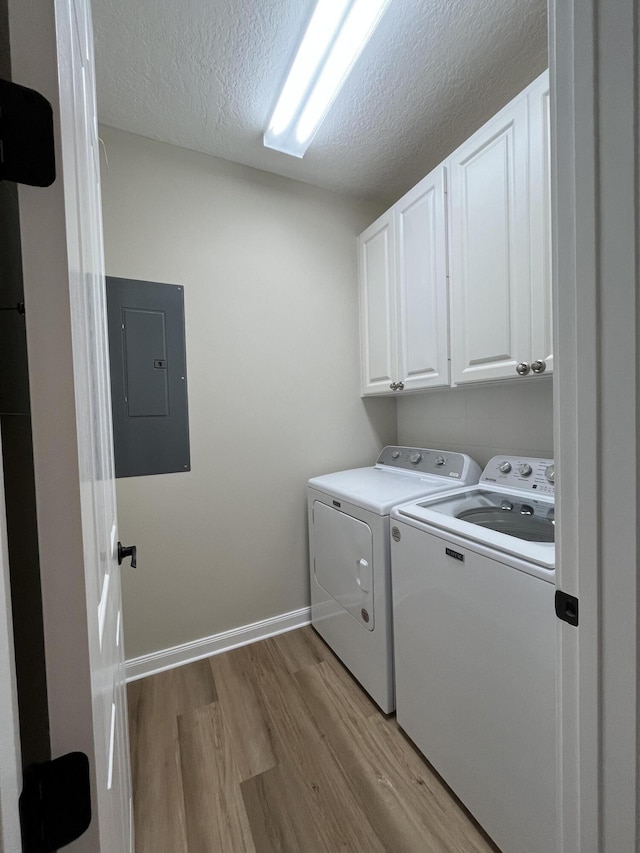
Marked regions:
[392,450,400,459]
[518,463,533,477]
[435,456,446,467]
[409,451,423,464]
[499,461,512,473]
[545,464,555,483]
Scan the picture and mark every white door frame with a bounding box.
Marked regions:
[0,434,22,853]
[551,1,639,850]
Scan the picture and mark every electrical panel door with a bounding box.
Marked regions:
[106,277,190,478]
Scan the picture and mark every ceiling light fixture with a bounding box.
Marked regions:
[264,0,392,158]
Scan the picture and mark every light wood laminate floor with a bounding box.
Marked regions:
[128,626,498,853]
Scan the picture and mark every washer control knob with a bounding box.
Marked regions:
[500,500,513,511]
[545,464,555,483]
[499,461,512,474]
[409,451,423,465]
[518,463,533,477]
[435,456,446,467]
[391,450,401,459]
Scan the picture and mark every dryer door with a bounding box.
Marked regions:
[312,502,374,630]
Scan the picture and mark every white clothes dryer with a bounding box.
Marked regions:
[308,446,481,713]
[391,455,556,853]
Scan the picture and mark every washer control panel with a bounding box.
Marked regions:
[377,446,469,479]
[480,456,555,496]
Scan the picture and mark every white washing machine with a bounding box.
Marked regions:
[391,456,556,853]
[308,446,481,713]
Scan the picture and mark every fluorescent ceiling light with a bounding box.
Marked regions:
[264,0,392,158]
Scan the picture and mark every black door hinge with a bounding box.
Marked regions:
[19,752,91,852]
[555,590,579,627]
[0,79,55,187]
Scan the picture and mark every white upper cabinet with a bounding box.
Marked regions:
[359,166,449,396]
[358,70,551,395]
[395,166,449,391]
[448,94,531,384]
[528,73,553,376]
[449,70,552,385]
[359,210,397,395]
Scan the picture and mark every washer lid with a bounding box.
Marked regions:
[394,485,555,568]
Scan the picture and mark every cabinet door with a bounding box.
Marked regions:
[395,165,449,390]
[358,210,398,395]
[528,72,553,375]
[449,96,531,384]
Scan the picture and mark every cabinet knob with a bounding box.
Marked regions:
[390,382,398,390]
[396,381,405,391]
[516,362,531,376]
[531,359,546,374]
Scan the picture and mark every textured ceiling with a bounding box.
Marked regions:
[93,0,547,206]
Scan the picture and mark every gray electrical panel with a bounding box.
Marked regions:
[106,277,190,478]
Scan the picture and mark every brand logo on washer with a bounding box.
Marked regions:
[391,526,401,542]
[446,547,464,561]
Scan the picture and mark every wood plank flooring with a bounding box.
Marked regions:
[128,626,498,853]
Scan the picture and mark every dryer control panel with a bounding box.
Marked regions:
[376,446,473,480]
[480,456,555,496]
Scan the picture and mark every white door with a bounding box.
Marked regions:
[528,72,553,376]
[8,0,132,850]
[358,209,398,395]
[448,95,530,385]
[395,165,449,391]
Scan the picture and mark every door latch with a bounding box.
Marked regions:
[118,541,137,568]
[555,590,579,626]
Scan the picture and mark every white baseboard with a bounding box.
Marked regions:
[125,606,311,682]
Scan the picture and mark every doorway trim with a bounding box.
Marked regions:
[551,1,639,850]
[0,435,21,853]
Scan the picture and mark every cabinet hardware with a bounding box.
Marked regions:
[516,362,531,376]
[531,359,546,374]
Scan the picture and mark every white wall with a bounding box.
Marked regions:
[99,127,395,659]
[397,379,553,468]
